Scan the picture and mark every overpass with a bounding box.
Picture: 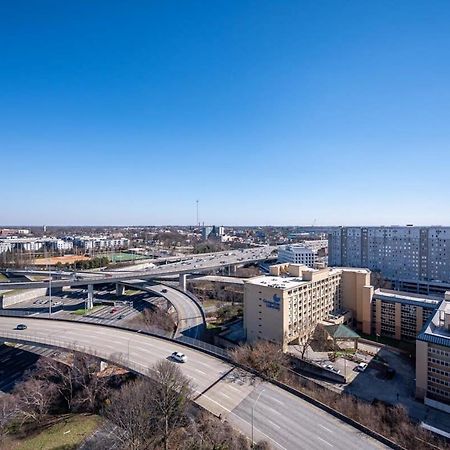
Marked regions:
[0,316,388,450]
[0,247,277,291]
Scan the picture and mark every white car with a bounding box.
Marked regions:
[356,362,368,372]
[171,352,187,363]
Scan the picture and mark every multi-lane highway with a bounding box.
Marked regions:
[0,316,387,450]
[0,247,276,290]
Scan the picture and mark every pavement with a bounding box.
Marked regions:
[137,283,204,338]
[0,316,387,450]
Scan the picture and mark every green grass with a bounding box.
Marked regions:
[15,414,101,450]
[0,273,9,282]
[71,305,103,316]
[98,252,148,263]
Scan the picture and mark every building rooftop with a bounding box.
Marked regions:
[418,297,450,347]
[245,275,307,289]
[374,288,441,308]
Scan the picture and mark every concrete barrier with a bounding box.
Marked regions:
[0,288,48,308]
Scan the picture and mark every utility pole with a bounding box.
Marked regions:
[196,200,199,226]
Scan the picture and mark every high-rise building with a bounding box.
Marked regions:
[328,226,450,287]
[243,264,373,348]
[416,293,450,413]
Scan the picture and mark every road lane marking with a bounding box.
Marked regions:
[220,392,231,399]
[270,397,285,406]
[317,437,333,447]
[319,424,332,432]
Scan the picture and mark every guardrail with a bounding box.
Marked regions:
[0,315,401,449]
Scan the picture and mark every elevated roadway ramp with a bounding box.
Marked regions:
[0,316,388,450]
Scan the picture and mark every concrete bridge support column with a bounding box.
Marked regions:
[179,274,187,291]
[87,284,94,310]
[116,283,125,296]
[229,264,237,275]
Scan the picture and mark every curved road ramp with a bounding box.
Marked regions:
[0,317,389,450]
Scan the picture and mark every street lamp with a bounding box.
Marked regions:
[251,388,265,447]
[48,270,52,318]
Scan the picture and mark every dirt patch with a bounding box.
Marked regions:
[34,255,91,265]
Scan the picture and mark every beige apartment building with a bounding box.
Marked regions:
[371,289,440,341]
[416,293,450,413]
[243,264,373,348]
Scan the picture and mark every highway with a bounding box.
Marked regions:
[125,283,204,338]
[0,317,387,450]
[0,247,276,290]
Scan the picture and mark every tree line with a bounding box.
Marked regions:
[0,352,270,450]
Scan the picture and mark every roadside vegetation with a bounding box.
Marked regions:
[56,256,109,270]
[0,353,269,450]
[230,342,449,450]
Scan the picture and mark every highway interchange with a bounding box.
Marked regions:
[0,246,276,290]
[0,316,387,450]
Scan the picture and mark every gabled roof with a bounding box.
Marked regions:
[324,324,360,339]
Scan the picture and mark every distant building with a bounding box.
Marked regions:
[328,226,450,290]
[201,225,224,241]
[416,293,450,413]
[74,237,129,251]
[0,228,30,237]
[278,240,328,268]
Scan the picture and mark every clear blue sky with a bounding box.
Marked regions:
[1,1,449,226]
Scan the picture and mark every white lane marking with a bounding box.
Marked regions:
[220,392,231,399]
[317,436,333,447]
[266,418,281,429]
[270,397,285,406]
[201,395,287,450]
[319,424,332,432]
[195,369,206,375]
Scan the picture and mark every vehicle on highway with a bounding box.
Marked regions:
[161,288,168,293]
[117,315,124,320]
[110,308,118,313]
[170,351,187,363]
[355,362,368,372]
[16,324,27,330]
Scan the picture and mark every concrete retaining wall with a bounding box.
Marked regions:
[0,288,47,308]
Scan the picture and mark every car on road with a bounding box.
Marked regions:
[110,308,118,313]
[16,324,27,330]
[117,315,124,320]
[161,288,168,293]
[170,352,187,363]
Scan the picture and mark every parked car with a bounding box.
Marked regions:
[16,324,27,330]
[355,362,368,372]
[170,352,187,363]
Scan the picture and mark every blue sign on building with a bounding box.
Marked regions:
[263,294,281,310]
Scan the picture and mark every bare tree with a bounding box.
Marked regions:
[0,394,18,442]
[104,378,155,450]
[296,321,317,360]
[71,353,109,412]
[33,352,108,413]
[13,378,57,425]
[230,341,288,379]
[149,359,193,450]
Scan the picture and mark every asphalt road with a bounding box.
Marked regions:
[0,317,387,450]
[137,284,204,338]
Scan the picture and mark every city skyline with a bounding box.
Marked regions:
[1,1,450,225]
